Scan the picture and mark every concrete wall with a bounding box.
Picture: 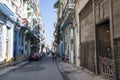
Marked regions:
[77,0,95,72]
[74,0,89,67]
[80,11,95,72]
[95,0,109,24]
[113,0,120,38]
[1,20,14,63]
[63,25,71,60]
[2,25,7,61]
[113,0,120,79]
[79,0,120,78]
[8,23,14,62]
[62,0,68,10]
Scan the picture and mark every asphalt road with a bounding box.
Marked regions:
[0,57,64,80]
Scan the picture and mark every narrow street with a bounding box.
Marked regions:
[0,0,120,80]
[0,57,64,80]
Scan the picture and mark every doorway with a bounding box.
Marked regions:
[96,20,112,76]
[6,28,10,62]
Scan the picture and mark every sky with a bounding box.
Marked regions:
[40,0,57,46]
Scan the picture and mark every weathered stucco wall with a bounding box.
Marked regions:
[79,0,110,73]
[95,0,109,24]
[113,0,120,80]
[81,12,94,42]
[79,1,95,72]
[74,0,120,78]
[75,0,89,67]
[80,12,95,72]
[63,25,71,62]
[113,0,120,38]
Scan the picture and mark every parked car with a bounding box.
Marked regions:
[29,53,40,61]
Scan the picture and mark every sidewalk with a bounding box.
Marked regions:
[57,61,108,80]
[0,61,29,77]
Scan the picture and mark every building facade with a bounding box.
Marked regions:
[77,0,120,80]
[0,3,16,63]
[54,0,75,63]
[55,0,120,80]
[0,0,43,65]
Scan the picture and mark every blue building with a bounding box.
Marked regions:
[0,3,16,63]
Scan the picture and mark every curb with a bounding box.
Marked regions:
[56,61,70,80]
[0,61,29,77]
[61,72,70,80]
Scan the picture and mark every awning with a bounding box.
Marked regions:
[0,3,16,22]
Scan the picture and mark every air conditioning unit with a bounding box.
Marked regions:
[68,3,75,10]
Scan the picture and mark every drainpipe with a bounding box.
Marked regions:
[109,0,116,80]
[92,0,98,75]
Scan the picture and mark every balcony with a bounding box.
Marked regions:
[20,18,29,30]
[62,1,75,18]
[0,3,16,22]
[67,2,75,10]
[60,1,75,30]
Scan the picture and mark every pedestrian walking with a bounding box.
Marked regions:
[52,52,56,61]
